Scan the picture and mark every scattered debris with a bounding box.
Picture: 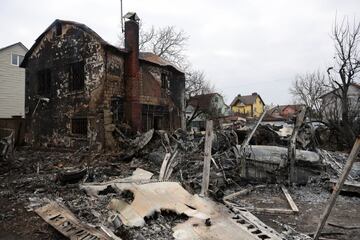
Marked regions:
[35,201,118,240]
[224,185,299,215]
[1,114,360,239]
[0,128,15,160]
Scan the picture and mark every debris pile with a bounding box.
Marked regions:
[1,116,360,239]
[0,128,14,160]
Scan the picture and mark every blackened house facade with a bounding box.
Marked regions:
[21,16,185,149]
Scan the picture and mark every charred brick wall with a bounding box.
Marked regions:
[103,50,125,148]
[25,23,106,148]
[139,63,185,130]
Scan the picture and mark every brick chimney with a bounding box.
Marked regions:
[124,13,142,131]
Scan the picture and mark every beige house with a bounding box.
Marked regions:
[0,42,28,118]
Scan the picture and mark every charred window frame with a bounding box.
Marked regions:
[55,22,62,36]
[161,73,169,89]
[69,61,85,92]
[37,69,51,95]
[71,117,88,135]
[111,97,124,123]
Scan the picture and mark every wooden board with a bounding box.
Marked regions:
[35,202,114,240]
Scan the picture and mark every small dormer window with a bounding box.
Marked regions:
[56,22,62,36]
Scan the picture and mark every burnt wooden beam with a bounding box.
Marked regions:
[288,107,306,183]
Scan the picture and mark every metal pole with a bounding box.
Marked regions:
[313,136,360,240]
[120,0,124,32]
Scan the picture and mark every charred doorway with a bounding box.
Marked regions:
[142,104,169,131]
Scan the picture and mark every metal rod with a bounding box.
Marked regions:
[120,0,124,32]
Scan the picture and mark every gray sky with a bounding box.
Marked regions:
[1,0,360,105]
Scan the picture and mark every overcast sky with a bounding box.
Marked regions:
[1,0,360,105]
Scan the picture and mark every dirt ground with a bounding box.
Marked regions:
[232,184,360,240]
[1,147,360,240]
[0,147,142,240]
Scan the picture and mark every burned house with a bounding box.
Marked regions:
[20,14,185,149]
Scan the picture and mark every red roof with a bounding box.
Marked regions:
[187,93,219,111]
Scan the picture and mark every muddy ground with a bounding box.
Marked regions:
[0,148,359,240]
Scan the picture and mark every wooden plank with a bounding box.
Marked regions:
[288,107,306,183]
[328,178,360,194]
[281,185,299,212]
[35,202,114,240]
[314,136,360,240]
[164,150,179,180]
[201,120,214,197]
[328,222,360,230]
[159,153,171,181]
[252,207,296,215]
[241,109,267,147]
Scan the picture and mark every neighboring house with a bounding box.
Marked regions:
[265,104,304,121]
[320,83,360,121]
[230,92,265,118]
[20,14,185,149]
[0,42,28,118]
[186,93,229,130]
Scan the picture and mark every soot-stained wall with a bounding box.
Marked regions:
[25,22,106,148]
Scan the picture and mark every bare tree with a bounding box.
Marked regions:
[327,16,360,143]
[289,71,329,120]
[184,68,216,126]
[147,26,188,67]
[119,23,188,67]
[185,69,214,98]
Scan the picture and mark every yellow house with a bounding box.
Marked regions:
[230,92,265,117]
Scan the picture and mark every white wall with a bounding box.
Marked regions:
[0,44,27,118]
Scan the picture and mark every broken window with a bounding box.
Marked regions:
[161,73,169,89]
[71,118,87,135]
[37,69,51,95]
[69,61,85,91]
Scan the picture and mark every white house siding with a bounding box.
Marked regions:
[322,84,360,121]
[0,44,27,118]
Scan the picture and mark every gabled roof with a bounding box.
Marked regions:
[268,104,304,115]
[230,93,265,106]
[20,19,183,73]
[187,93,222,111]
[0,42,28,53]
[21,19,127,67]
